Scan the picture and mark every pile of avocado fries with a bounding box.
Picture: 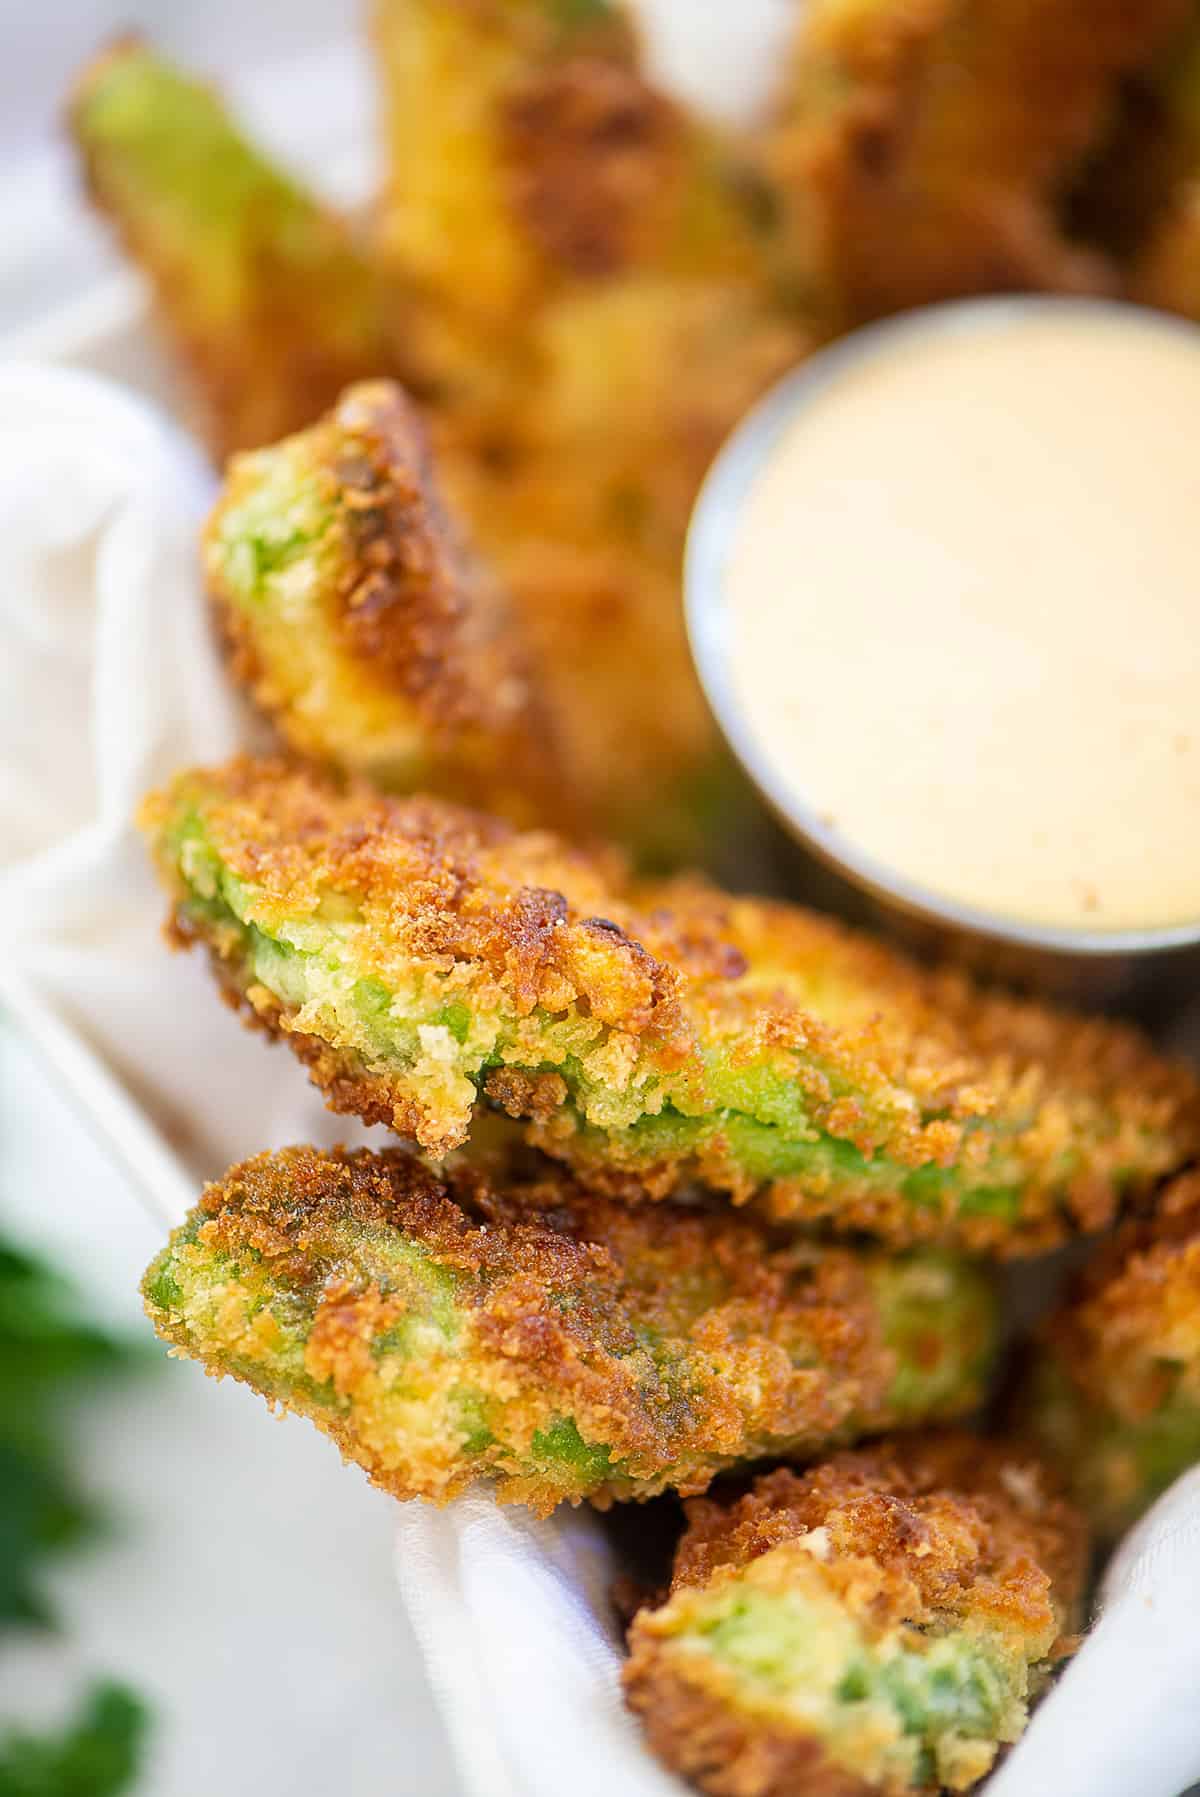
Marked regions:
[66,4,1200,1791]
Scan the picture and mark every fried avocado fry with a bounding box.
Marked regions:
[68,39,397,460]
[878,0,1190,307]
[369,0,801,861]
[140,759,1198,1254]
[1133,28,1200,314]
[205,381,564,829]
[1024,1170,1200,1542]
[624,1436,1087,1796]
[372,0,763,335]
[142,1146,996,1513]
[371,0,804,548]
[761,0,956,333]
[372,0,633,340]
[205,378,729,861]
[766,0,1188,324]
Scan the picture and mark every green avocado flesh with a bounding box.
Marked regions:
[142,1165,993,1507]
[690,1580,1019,1790]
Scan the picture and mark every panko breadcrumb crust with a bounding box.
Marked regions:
[1027,1169,1200,1537]
[624,1437,1087,1797]
[765,0,1189,327]
[206,382,565,829]
[142,1145,994,1513]
[627,1668,879,1797]
[142,757,1199,1254]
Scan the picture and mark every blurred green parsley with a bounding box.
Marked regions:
[0,1232,155,1794]
[0,1685,148,1797]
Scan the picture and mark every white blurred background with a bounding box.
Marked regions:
[1,1,346,153]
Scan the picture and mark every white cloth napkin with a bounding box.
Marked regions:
[3,352,1199,1797]
[0,364,387,1179]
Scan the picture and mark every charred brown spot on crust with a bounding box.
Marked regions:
[326,385,499,719]
[485,1067,570,1124]
[503,56,683,276]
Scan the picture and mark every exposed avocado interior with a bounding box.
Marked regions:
[689,1573,1020,1791]
[162,806,1043,1218]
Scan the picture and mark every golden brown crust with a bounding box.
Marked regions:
[151,1143,990,1511]
[624,1437,1088,1797]
[192,1144,931,1428]
[668,1439,1088,1633]
[149,756,1199,1247]
[209,382,567,828]
[326,384,511,717]
[502,54,686,278]
[625,1663,875,1797]
[1040,1168,1200,1415]
[767,0,1188,325]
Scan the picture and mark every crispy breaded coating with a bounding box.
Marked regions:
[504,274,803,566]
[761,0,957,333]
[205,381,565,829]
[205,378,734,863]
[372,0,634,341]
[1024,1169,1200,1541]
[368,0,802,866]
[142,1146,996,1513]
[765,0,1188,325]
[372,0,765,336]
[624,1436,1088,1796]
[68,39,398,461]
[1133,30,1200,314]
[444,514,742,869]
[140,758,1199,1254]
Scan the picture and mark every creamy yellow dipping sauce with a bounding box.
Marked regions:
[727,306,1200,934]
